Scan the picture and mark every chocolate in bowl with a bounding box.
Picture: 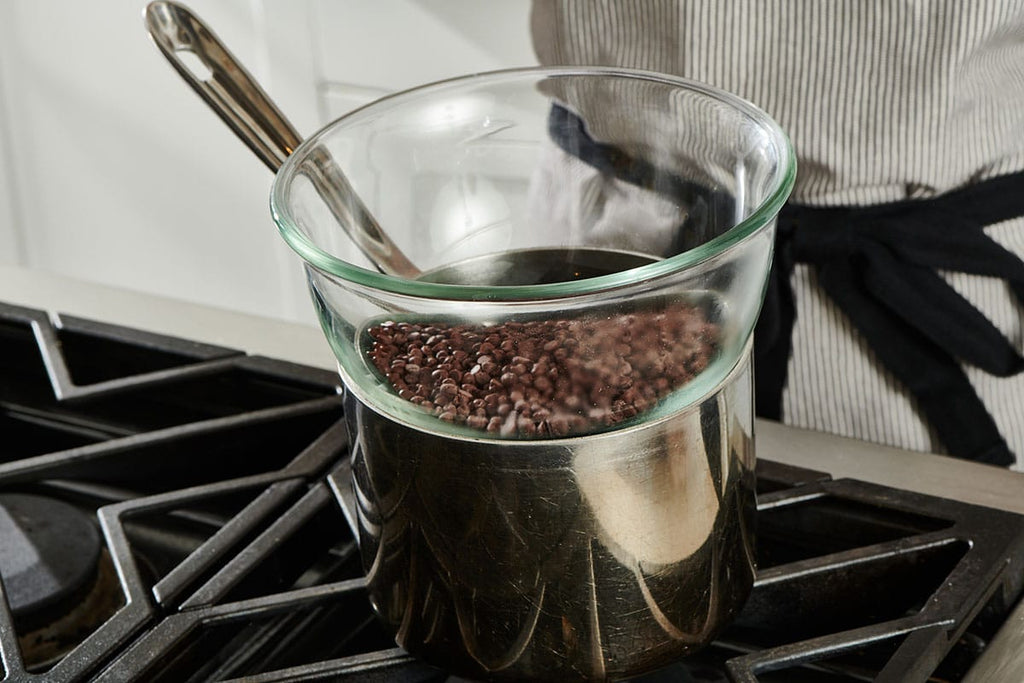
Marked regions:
[364,301,721,438]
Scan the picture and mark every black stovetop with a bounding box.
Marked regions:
[1,300,1023,682]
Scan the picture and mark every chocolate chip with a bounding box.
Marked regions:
[366,304,718,437]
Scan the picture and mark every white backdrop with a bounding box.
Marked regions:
[0,0,536,322]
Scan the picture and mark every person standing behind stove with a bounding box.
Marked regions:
[529,0,1024,470]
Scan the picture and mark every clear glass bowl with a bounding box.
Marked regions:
[271,67,794,680]
[273,67,793,440]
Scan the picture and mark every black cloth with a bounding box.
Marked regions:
[758,171,1024,467]
[548,104,1024,466]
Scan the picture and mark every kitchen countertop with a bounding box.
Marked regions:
[4,265,1022,514]
[3,263,1024,679]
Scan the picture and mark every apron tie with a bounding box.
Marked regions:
[759,172,1024,466]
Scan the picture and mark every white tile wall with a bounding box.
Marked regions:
[0,0,536,323]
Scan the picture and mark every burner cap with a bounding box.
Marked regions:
[0,493,102,625]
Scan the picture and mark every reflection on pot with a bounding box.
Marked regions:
[347,354,756,682]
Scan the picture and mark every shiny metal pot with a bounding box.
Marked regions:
[347,353,757,681]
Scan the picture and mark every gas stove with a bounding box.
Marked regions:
[2,299,1023,682]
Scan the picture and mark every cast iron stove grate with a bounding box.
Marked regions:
[0,301,1022,682]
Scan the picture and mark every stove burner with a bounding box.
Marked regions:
[0,493,101,628]
[16,549,123,672]
[0,493,125,672]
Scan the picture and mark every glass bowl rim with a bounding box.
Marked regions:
[270,66,796,300]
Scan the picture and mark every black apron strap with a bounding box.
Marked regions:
[753,220,796,421]
[759,172,1024,466]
